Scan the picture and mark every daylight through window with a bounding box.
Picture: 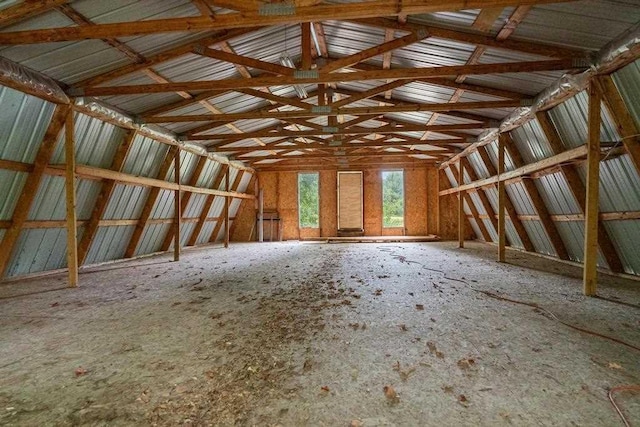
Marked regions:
[382,170,404,227]
[298,172,319,228]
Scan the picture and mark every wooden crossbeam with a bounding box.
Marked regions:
[196,123,484,143]
[502,136,569,259]
[352,16,587,58]
[77,130,137,265]
[144,100,519,124]
[332,80,414,107]
[536,111,624,272]
[124,146,178,258]
[0,0,576,45]
[0,104,70,278]
[249,149,450,163]
[73,28,258,88]
[76,59,583,96]
[65,108,78,287]
[496,6,531,40]
[450,163,492,242]
[0,0,68,28]
[141,90,228,117]
[472,8,504,33]
[195,45,295,76]
[161,156,208,252]
[209,169,244,243]
[186,164,229,246]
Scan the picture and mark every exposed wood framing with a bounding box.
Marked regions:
[498,134,506,262]
[0,0,69,28]
[458,160,465,248]
[186,164,229,247]
[583,82,602,296]
[224,167,230,248]
[124,146,179,259]
[161,156,208,252]
[0,104,70,278]
[65,108,79,287]
[503,135,569,260]
[536,111,624,272]
[209,169,245,243]
[77,130,136,265]
[450,163,492,242]
[0,1,578,45]
[173,149,182,262]
[229,175,256,239]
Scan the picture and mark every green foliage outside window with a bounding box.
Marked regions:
[298,173,319,228]
[382,170,404,227]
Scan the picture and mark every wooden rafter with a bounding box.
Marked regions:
[75,59,582,96]
[0,0,578,45]
[472,8,504,33]
[77,130,137,265]
[0,0,68,28]
[0,105,70,278]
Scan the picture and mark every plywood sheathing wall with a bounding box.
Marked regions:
[438,169,474,241]
[232,166,448,241]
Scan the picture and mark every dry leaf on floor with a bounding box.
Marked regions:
[321,385,330,392]
[415,304,424,310]
[383,385,400,405]
[350,420,364,427]
[399,324,408,332]
[608,362,622,370]
[74,367,88,377]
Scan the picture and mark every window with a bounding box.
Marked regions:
[298,172,319,228]
[382,170,404,227]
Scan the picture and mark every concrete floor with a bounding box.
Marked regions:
[0,241,638,426]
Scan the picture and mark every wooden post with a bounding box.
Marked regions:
[65,109,78,288]
[173,149,181,262]
[224,166,230,248]
[498,135,506,262]
[258,187,264,242]
[458,160,464,248]
[583,81,602,296]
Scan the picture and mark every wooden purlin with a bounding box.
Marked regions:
[0,104,70,278]
[77,130,137,265]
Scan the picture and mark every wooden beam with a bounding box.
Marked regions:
[124,146,178,258]
[229,175,256,239]
[583,82,602,296]
[161,156,207,251]
[503,136,569,260]
[460,157,500,238]
[301,22,312,70]
[173,150,182,261]
[78,59,583,96]
[458,160,465,248]
[195,45,295,76]
[0,0,68,28]
[496,6,531,41]
[321,31,428,73]
[476,145,535,252]
[472,8,504,33]
[450,164,492,242]
[536,111,624,272]
[498,134,506,262]
[352,16,586,59]
[187,164,229,246]
[598,75,640,174]
[0,0,576,45]
[144,100,519,123]
[209,169,244,243]
[65,108,78,287]
[0,104,70,278]
[77,130,136,265]
[73,28,258,88]
[199,123,483,143]
[224,167,230,248]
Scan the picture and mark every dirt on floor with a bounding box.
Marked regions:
[0,241,638,426]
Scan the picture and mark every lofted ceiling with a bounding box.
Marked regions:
[1,0,639,170]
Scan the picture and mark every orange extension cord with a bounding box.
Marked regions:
[378,247,640,426]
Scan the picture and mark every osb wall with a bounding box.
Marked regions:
[438,169,473,240]
[232,166,450,241]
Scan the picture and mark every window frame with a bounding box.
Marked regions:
[381,169,405,228]
[297,172,320,228]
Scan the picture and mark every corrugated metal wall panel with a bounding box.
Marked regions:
[509,119,555,163]
[505,182,536,215]
[84,225,136,265]
[0,171,27,220]
[184,194,207,219]
[51,113,125,167]
[468,152,490,179]
[121,134,169,177]
[505,220,524,249]
[197,221,216,245]
[103,185,150,221]
[522,221,556,257]
[0,86,55,163]
[27,177,101,221]
[135,223,170,256]
[151,189,175,220]
[612,59,640,127]
[554,221,608,268]
[468,191,486,215]
[534,173,581,215]
[605,221,640,275]
[548,90,620,148]
[483,219,497,242]
[467,217,482,241]
[597,155,640,212]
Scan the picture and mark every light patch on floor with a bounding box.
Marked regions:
[0,241,638,426]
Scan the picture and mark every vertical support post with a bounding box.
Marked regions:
[301,22,312,70]
[258,187,264,242]
[498,135,506,262]
[458,160,464,249]
[173,149,181,262]
[224,166,230,248]
[65,108,78,288]
[583,81,602,296]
